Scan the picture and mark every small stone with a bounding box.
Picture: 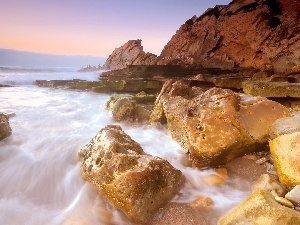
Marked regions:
[285,185,300,205]
[213,167,228,180]
[190,196,214,210]
[204,175,225,186]
[242,154,257,160]
[275,196,294,208]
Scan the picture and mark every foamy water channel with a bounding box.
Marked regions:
[0,67,251,224]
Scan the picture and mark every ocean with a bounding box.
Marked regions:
[0,67,251,224]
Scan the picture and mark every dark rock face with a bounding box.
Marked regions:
[103,40,158,70]
[0,113,12,141]
[78,125,185,223]
[150,80,290,168]
[157,0,300,73]
[100,65,206,80]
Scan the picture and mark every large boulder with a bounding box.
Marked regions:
[103,40,158,70]
[78,125,185,223]
[269,131,300,189]
[218,190,300,225]
[0,113,12,141]
[157,0,300,73]
[150,80,289,168]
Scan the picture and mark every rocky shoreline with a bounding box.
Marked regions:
[2,0,300,224]
[83,80,300,224]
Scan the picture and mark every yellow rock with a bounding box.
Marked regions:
[242,154,258,160]
[218,190,300,225]
[292,65,300,73]
[78,125,185,223]
[275,196,294,208]
[204,175,225,186]
[213,167,228,180]
[190,196,214,209]
[269,132,300,188]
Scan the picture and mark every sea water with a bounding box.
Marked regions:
[0,67,251,225]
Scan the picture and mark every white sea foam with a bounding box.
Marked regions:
[0,67,251,224]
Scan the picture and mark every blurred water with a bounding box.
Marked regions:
[0,67,251,224]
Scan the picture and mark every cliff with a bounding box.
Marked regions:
[103,39,158,70]
[157,0,300,73]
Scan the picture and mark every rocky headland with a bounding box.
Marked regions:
[77,64,103,72]
[103,39,158,70]
[157,0,300,74]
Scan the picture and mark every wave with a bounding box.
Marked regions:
[0,66,102,87]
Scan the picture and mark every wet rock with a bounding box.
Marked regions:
[36,79,163,94]
[213,167,228,180]
[150,80,289,168]
[243,81,300,98]
[103,40,158,70]
[269,115,300,140]
[190,196,214,210]
[252,174,286,197]
[285,185,300,205]
[204,176,225,186]
[0,113,12,141]
[93,80,162,94]
[78,125,185,223]
[218,190,300,225]
[270,132,300,189]
[106,94,155,123]
[107,97,151,123]
[36,79,82,88]
[238,94,290,143]
[100,64,207,81]
[149,202,208,225]
[225,157,267,183]
[275,196,294,208]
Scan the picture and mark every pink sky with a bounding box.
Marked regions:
[0,0,232,57]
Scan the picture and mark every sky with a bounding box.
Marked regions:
[0,0,232,58]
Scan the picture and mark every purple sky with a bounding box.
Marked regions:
[0,0,232,57]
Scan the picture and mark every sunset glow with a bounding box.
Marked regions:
[0,0,232,57]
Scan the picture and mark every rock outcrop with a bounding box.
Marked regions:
[270,131,300,189]
[36,79,163,94]
[78,125,185,223]
[150,80,289,168]
[243,81,300,98]
[218,190,300,225]
[157,0,300,73]
[103,40,158,70]
[0,113,12,141]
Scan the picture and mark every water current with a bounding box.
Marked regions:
[0,67,251,224]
